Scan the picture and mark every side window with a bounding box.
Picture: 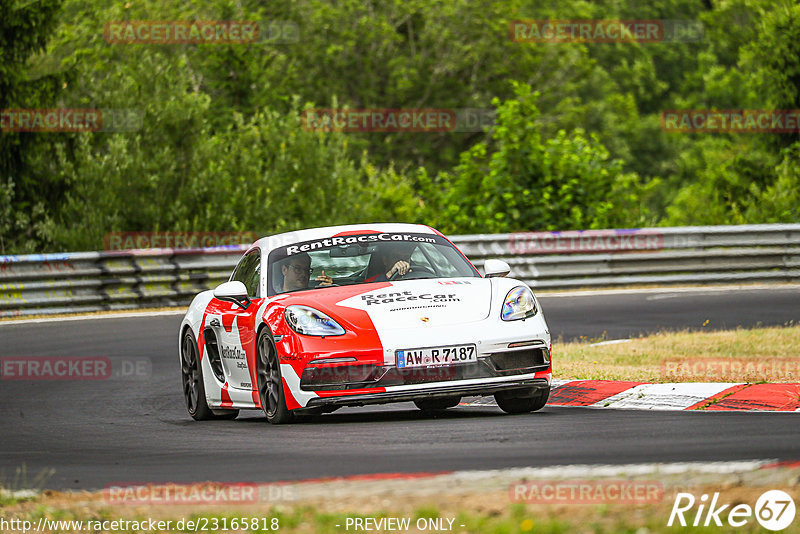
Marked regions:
[247,258,261,297]
[231,250,261,297]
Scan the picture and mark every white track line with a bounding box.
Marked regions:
[537,283,800,298]
[0,310,185,326]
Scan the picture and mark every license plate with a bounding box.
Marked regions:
[396,344,477,369]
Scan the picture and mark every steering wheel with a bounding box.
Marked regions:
[388,264,435,281]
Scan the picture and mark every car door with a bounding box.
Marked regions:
[205,249,262,392]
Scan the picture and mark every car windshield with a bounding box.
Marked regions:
[267,232,480,295]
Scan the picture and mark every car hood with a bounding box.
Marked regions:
[334,278,492,329]
[274,278,492,329]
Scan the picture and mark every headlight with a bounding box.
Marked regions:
[285,305,345,336]
[501,286,537,321]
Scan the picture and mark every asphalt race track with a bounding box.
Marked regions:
[1,286,798,491]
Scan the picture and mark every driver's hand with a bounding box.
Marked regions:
[386,261,411,279]
[315,270,334,286]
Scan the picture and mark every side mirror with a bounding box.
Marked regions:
[483,259,511,278]
[213,281,250,309]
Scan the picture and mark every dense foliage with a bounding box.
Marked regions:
[2,0,799,253]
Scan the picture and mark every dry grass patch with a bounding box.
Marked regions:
[3,472,800,533]
[554,324,800,382]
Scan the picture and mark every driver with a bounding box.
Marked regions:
[281,252,333,292]
[365,243,415,283]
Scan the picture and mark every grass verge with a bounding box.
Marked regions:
[2,476,799,533]
[555,324,800,382]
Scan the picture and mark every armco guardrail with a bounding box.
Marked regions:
[0,248,246,317]
[457,224,800,289]
[1,224,799,317]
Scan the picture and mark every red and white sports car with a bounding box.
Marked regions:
[179,223,552,423]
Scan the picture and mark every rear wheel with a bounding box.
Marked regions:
[256,328,294,424]
[495,387,549,414]
[414,396,461,412]
[181,330,238,420]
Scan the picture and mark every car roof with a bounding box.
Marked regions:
[253,223,441,254]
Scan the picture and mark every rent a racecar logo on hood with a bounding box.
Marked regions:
[359,290,459,306]
[337,279,491,327]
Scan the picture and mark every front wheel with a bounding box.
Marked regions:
[495,387,549,414]
[256,328,294,424]
[181,330,238,420]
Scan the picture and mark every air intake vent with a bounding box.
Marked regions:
[490,348,548,371]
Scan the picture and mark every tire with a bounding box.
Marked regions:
[181,330,239,421]
[495,387,550,414]
[256,328,294,424]
[414,396,461,412]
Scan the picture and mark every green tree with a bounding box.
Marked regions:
[0,0,65,253]
[418,83,648,234]
[665,1,800,225]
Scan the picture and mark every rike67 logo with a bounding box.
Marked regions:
[668,490,796,531]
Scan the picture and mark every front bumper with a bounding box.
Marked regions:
[305,375,550,408]
[281,310,553,409]
[301,343,551,391]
